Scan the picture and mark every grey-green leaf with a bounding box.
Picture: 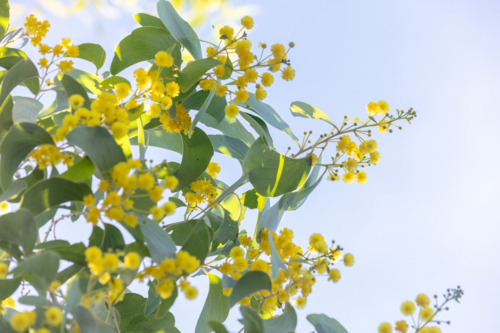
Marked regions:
[0,59,39,106]
[0,277,21,302]
[195,274,229,333]
[268,232,290,280]
[306,313,349,333]
[179,58,222,93]
[290,101,333,125]
[70,43,106,70]
[239,306,265,333]
[0,179,27,202]
[11,251,60,283]
[228,271,272,308]
[134,13,167,30]
[263,302,297,333]
[72,306,97,333]
[131,130,183,154]
[0,209,37,255]
[140,218,177,263]
[12,96,42,123]
[209,135,249,160]
[157,0,202,60]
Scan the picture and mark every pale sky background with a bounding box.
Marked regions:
[9,0,500,332]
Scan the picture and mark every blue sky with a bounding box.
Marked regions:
[12,0,500,332]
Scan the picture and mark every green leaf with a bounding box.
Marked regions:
[35,207,57,228]
[0,93,13,138]
[61,74,91,109]
[66,68,103,96]
[183,90,227,123]
[155,287,178,320]
[0,59,39,105]
[157,0,202,60]
[145,281,162,317]
[0,47,28,70]
[0,277,21,302]
[0,122,53,190]
[165,219,198,246]
[228,271,272,308]
[213,208,238,245]
[34,240,70,250]
[98,75,130,90]
[263,302,297,333]
[234,95,298,143]
[195,274,229,333]
[11,251,60,283]
[306,314,348,333]
[181,219,211,263]
[179,58,222,93]
[209,134,249,160]
[239,306,265,333]
[268,232,290,280]
[244,137,312,197]
[55,264,83,284]
[134,13,167,29]
[20,178,92,216]
[18,295,49,307]
[189,88,216,136]
[12,96,42,123]
[0,0,9,38]
[59,156,96,182]
[102,223,125,251]
[70,43,106,71]
[220,57,233,80]
[0,179,26,202]
[200,113,255,146]
[208,321,229,333]
[65,280,81,314]
[51,242,87,265]
[125,242,150,257]
[0,317,15,333]
[239,112,274,148]
[290,101,333,125]
[0,209,37,255]
[174,127,214,191]
[241,189,266,211]
[140,218,177,263]
[38,87,69,119]
[115,293,179,333]
[110,27,181,75]
[72,306,97,333]
[131,130,183,154]
[66,126,126,176]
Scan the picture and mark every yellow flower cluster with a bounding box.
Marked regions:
[206,162,221,178]
[219,229,353,317]
[185,179,218,208]
[159,103,192,134]
[9,306,62,332]
[84,159,178,227]
[138,250,200,300]
[30,144,73,169]
[199,16,295,116]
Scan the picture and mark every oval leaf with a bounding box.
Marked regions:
[140,218,177,263]
[228,271,272,308]
[0,277,21,302]
[0,209,37,255]
[181,219,211,263]
[306,313,348,333]
[179,58,222,93]
[0,59,39,105]
[11,251,60,283]
[263,302,297,333]
[12,96,42,123]
[61,74,91,109]
[69,43,106,70]
[209,134,249,160]
[290,101,333,125]
[195,274,229,333]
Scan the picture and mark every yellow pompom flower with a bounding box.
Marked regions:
[282,66,295,81]
[222,288,232,296]
[124,252,141,270]
[45,307,63,326]
[261,73,274,87]
[38,58,49,68]
[271,44,286,61]
[377,100,390,115]
[57,60,74,73]
[147,104,161,117]
[206,46,217,58]
[366,101,379,115]
[149,186,163,203]
[82,194,95,206]
[206,162,221,178]
[123,214,138,228]
[328,269,341,283]
[10,312,32,332]
[219,26,234,39]
[400,301,416,316]
[359,140,377,154]
[234,89,249,103]
[428,327,441,333]
[138,173,155,190]
[244,68,258,83]
[342,172,355,184]
[343,253,354,267]
[155,51,174,67]
[241,16,254,29]
[233,257,248,272]
[69,94,85,109]
[84,246,102,263]
[213,64,225,78]
[378,323,392,333]
[164,176,179,191]
[220,262,233,275]
[115,82,131,100]
[416,293,430,307]
[150,206,165,220]
[343,158,358,171]
[160,96,173,110]
[110,122,127,139]
[294,297,307,309]
[67,44,79,58]
[156,279,175,299]
[420,307,434,321]
[251,259,268,272]
[103,253,119,271]
[0,201,10,215]
[395,320,408,333]
[0,262,8,278]
[356,171,368,184]
[163,201,176,216]
[225,103,239,118]
[370,151,381,165]
[166,82,180,98]
[184,286,198,300]
[229,246,245,258]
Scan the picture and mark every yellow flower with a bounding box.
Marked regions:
[206,162,221,178]
[229,246,245,258]
[219,26,234,39]
[164,176,179,191]
[106,207,124,222]
[356,170,368,184]
[147,104,161,117]
[0,262,8,278]
[156,279,175,299]
[271,44,286,61]
[84,246,102,263]
[420,307,434,321]
[220,262,233,275]
[165,82,180,98]
[10,312,32,332]
[342,172,355,184]
[138,173,155,190]
[206,46,217,58]
[294,297,307,309]
[115,83,131,100]
[366,101,379,115]
[359,140,377,154]
[213,64,225,78]
[38,58,49,68]
[416,293,430,307]
[328,269,341,283]
[57,60,74,73]
[225,103,239,118]
[39,44,51,54]
[370,151,381,165]
[377,100,390,115]
[233,257,248,272]
[234,89,249,103]
[343,253,354,267]
[69,94,85,109]
[61,38,72,49]
[163,202,176,216]
[37,328,51,333]
[241,16,254,29]
[45,307,63,326]
[400,301,416,316]
[282,66,295,81]
[343,158,358,171]
[103,253,119,271]
[395,320,408,333]
[98,180,110,192]
[67,45,79,58]
[183,286,197,300]
[52,45,64,56]
[239,235,252,247]
[83,194,95,206]
[261,73,274,87]
[110,122,127,139]
[222,288,232,296]
[215,85,228,97]
[124,252,141,270]
[155,51,174,67]
[378,322,392,333]
[150,206,165,220]
[251,259,267,272]
[123,214,138,228]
